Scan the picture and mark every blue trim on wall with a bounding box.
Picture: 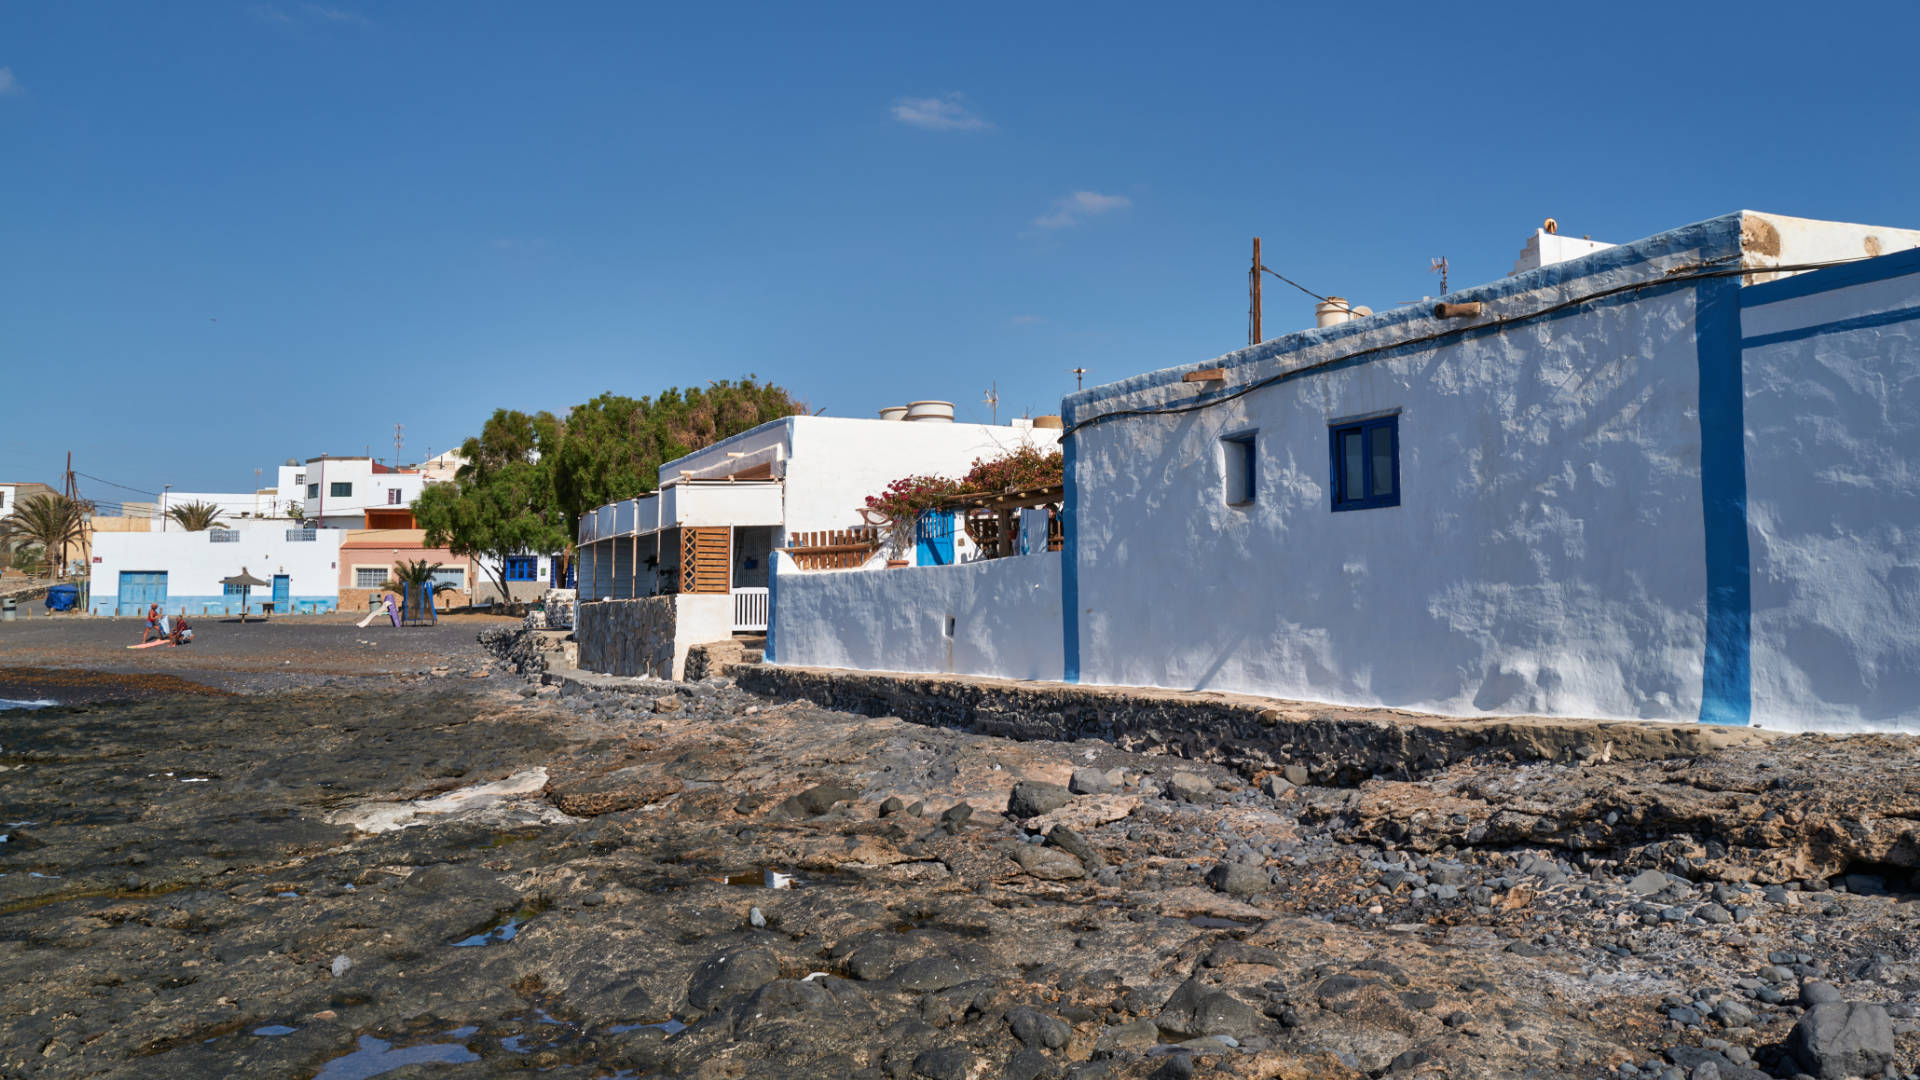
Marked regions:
[1739,244,1920,308]
[764,552,779,663]
[1696,276,1751,726]
[1740,303,1920,350]
[1063,213,1747,418]
[1061,434,1080,684]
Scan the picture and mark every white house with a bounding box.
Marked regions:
[89,523,342,616]
[156,488,293,524]
[575,413,1060,678]
[276,457,428,530]
[772,211,1920,733]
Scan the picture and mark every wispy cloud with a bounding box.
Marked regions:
[0,68,20,96]
[890,92,990,132]
[252,3,369,28]
[1033,190,1131,229]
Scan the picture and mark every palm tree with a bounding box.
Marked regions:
[0,494,88,579]
[382,558,459,621]
[166,501,227,531]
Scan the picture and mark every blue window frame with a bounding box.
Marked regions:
[503,555,537,581]
[1329,415,1400,511]
[223,582,247,597]
[1221,431,1257,506]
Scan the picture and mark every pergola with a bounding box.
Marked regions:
[219,567,269,622]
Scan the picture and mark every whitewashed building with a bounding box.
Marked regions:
[575,414,1059,678]
[773,211,1920,732]
[89,524,342,616]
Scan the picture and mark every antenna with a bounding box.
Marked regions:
[1430,256,1449,295]
[394,423,405,467]
[1068,367,1088,391]
[983,381,999,425]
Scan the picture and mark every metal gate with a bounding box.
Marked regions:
[116,571,167,615]
[915,511,955,566]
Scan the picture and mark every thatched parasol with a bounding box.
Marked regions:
[220,567,270,622]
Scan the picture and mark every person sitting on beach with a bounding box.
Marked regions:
[170,614,193,647]
[141,604,160,644]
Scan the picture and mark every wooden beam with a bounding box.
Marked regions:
[1184,368,1226,383]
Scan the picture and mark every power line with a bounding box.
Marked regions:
[74,471,157,497]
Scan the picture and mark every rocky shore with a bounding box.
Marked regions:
[2,641,1917,1079]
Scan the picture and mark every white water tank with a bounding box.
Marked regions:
[906,401,955,423]
[878,406,909,421]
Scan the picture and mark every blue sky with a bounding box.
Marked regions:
[5,1,1919,499]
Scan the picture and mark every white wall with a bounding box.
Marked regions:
[90,528,342,614]
[772,551,1064,680]
[673,593,735,679]
[1742,255,1920,731]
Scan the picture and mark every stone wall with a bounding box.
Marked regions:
[576,597,676,678]
[731,664,1767,786]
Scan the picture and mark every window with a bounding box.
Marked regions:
[1221,431,1257,506]
[223,582,247,597]
[306,483,319,500]
[430,567,466,591]
[208,529,240,543]
[503,555,537,581]
[387,488,402,505]
[294,473,305,486]
[285,528,317,542]
[354,567,388,589]
[1330,415,1400,511]
[330,482,353,498]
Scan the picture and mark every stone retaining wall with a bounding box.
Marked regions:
[577,597,676,678]
[730,664,1771,785]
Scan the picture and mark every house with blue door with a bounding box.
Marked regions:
[572,412,1059,678]
[90,524,342,616]
[772,210,1920,733]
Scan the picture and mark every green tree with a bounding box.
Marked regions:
[9,543,46,577]
[0,494,88,578]
[414,410,569,604]
[166,500,227,531]
[548,378,803,539]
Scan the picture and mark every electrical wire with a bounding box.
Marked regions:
[1065,256,1859,439]
[74,471,158,497]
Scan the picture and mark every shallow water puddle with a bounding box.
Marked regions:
[252,1024,299,1037]
[313,1029,478,1080]
[450,907,538,947]
[723,867,797,889]
[607,1019,686,1036]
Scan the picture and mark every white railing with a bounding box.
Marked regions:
[731,586,768,632]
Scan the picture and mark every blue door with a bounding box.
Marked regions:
[915,511,955,566]
[116,571,167,615]
[272,574,290,613]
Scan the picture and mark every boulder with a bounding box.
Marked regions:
[1786,1002,1894,1079]
[1006,781,1072,819]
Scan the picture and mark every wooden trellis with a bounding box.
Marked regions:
[781,526,881,570]
[679,527,730,593]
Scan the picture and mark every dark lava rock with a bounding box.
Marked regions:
[687,948,783,1012]
[890,956,969,992]
[1003,1047,1054,1080]
[912,1046,973,1080]
[1006,1005,1072,1050]
[1204,860,1266,899]
[1069,767,1117,795]
[1800,981,1843,1006]
[1204,942,1284,969]
[940,803,975,834]
[1007,781,1072,819]
[776,783,860,818]
[1154,978,1262,1039]
[1163,772,1216,803]
[1045,825,1105,870]
[1785,1001,1895,1079]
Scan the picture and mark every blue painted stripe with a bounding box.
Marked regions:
[1739,244,1920,308]
[1696,276,1751,726]
[1060,434,1080,684]
[1740,303,1920,350]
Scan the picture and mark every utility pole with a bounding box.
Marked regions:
[1431,256,1449,296]
[161,484,170,531]
[1249,237,1263,345]
[983,382,999,426]
[394,423,405,468]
